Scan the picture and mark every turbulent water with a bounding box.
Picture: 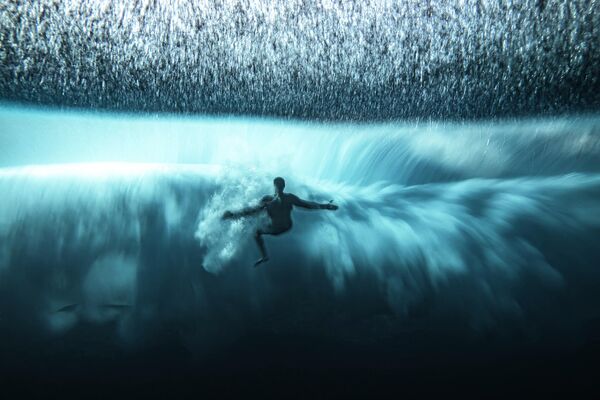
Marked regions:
[1,0,598,119]
[1,107,599,367]
[1,0,599,396]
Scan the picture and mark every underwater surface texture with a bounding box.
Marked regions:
[1,0,600,397]
[0,0,599,120]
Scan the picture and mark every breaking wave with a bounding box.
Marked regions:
[1,113,599,357]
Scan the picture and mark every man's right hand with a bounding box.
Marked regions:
[324,203,338,210]
[222,210,234,220]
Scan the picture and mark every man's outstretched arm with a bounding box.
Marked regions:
[290,194,338,210]
[222,195,273,220]
[222,205,262,219]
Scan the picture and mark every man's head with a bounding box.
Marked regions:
[273,177,285,193]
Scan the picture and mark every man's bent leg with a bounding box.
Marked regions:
[254,229,268,258]
[254,229,269,266]
[253,226,290,267]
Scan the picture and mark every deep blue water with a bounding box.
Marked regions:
[1,106,600,396]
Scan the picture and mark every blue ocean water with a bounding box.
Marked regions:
[1,107,599,397]
[1,0,599,395]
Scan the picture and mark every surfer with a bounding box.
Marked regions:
[222,177,338,266]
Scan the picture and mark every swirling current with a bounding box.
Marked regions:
[1,0,600,397]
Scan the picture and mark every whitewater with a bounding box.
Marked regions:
[1,106,599,358]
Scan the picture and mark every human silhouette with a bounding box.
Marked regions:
[222,177,338,266]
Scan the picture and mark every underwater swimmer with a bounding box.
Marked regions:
[222,177,338,266]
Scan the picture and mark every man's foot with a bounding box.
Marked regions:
[254,257,270,267]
